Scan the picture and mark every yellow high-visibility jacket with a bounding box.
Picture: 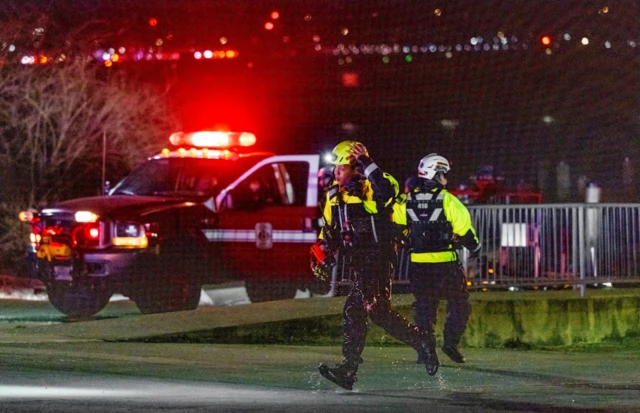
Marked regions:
[394,186,480,263]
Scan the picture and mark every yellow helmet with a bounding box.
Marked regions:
[331,140,367,165]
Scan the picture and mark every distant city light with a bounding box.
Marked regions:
[102,52,110,61]
[541,35,551,45]
[382,56,390,63]
[605,41,612,48]
[581,37,589,45]
[118,47,125,54]
[111,53,119,62]
[220,37,227,45]
[149,18,157,27]
[225,50,237,58]
[155,38,163,46]
[8,44,15,52]
[265,22,274,30]
[204,50,213,58]
[304,14,312,21]
[564,33,571,41]
[434,9,442,16]
[543,115,554,123]
[341,28,349,35]
[313,35,320,42]
[271,11,280,20]
[405,55,413,62]
[105,60,112,67]
[342,72,358,86]
[194,51,202,59]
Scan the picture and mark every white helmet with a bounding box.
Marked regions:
[418,153,450,180]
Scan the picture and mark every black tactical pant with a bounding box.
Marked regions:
[409,261,470,350]
[342,247,424,363]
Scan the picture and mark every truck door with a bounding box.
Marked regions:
[211,155,320,287]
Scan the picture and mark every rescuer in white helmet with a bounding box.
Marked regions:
[394,153,481,375]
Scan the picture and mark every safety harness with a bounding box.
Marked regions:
[405,187,454,253]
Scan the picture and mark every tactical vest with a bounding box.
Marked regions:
[406,188,454,253]
[328,187,390,249]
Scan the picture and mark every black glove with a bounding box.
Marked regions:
[345,173,366,197]
[312,264,332,281]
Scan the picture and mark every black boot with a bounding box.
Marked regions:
[418,343,439,376]
[318,359,358,390]
[442,345,466,363]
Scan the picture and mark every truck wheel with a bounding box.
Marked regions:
[46,280,111,319]
[245,280,297,303]
[134,238,204,314]
[135,274,200,314]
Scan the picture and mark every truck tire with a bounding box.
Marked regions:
[46,280,111,319]
[134,238,204,314]
[135,274,200,314]
[245,280,297,303]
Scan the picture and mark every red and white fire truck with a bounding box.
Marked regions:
[20,131,323,317]
[450,165,543,205]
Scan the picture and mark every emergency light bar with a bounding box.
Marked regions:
[169,131,257,149]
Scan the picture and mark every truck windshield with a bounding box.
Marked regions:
[110,157,263,198]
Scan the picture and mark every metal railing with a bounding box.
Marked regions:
[335,203,640,295]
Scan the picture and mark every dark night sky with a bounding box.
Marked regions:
[3,0,640,199]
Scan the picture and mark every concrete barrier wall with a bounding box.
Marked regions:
[462,295,640,348]
[144,291,640,349]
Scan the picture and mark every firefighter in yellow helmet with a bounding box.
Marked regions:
[394,153,481,375]
[312,140,433,390]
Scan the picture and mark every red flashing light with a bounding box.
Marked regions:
[149,18,158,27]
[169,131,257,149]
[238,132,257,147]
[271,11,280,20]
[541,35,551,46]
[89,227,100,239]
[265,22,274,30]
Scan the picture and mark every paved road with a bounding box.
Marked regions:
[0,340,638,413]
[0,288,638,412]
